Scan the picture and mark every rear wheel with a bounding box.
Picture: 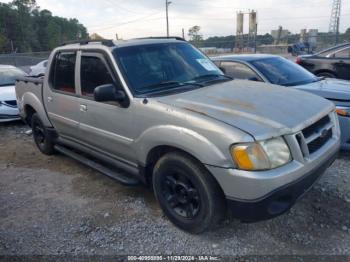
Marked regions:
[31,113,55,155]
[316,71,336,78]
[153,152,226,233]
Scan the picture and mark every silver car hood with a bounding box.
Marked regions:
[0,85,16,101]
[297,79,350,101]
[157,80,334,140]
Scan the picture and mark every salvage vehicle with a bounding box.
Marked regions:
[296,42,350,80]
[16,38,340,233]
[212,54,350,151]
[29,60,48,76]
[0,65,26,122]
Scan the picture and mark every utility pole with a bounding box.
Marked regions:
[329,0,341,44]
[166,0,172,37]
[182,28,185,39]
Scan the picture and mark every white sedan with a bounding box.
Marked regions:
[0,65,26,122]
[29,60,47,76]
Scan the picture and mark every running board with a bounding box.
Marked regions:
[54,145,140,186]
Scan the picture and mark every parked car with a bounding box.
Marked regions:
[296,43,350,80]
[212,54,350,151]
[16,38,340,233]
[0,65,26,122]
[29,60,48,76]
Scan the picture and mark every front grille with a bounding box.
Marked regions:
[301,115,333,155]
[3,100,17,107]
[308,128,332,154]
[302,115,330,139]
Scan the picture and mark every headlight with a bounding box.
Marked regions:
[336,106,350,117]
[231,137,292,171]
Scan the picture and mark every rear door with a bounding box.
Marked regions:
[44,51,81,140]
[76,51,135,164]
[332,47,350,80]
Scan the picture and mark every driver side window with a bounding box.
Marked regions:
[333,47,350,58]
[80,55,114,97]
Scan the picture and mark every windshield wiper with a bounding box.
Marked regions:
[139,81,204,94]
[141,81,182,90]
[192,74,233,82]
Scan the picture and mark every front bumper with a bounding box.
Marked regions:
[226,150,337,222]
[339,115,350,151]
[0,105,20,123]
[206,136,340,200]
[0,114,21,122]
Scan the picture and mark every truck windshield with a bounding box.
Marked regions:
[113,42,226,96]
[0,68,25,87]
[251,57,319,86]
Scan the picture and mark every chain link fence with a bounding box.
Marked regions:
[0,51,50,72]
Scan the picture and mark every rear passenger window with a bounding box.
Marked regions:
[80,56,113,97]
[220,61,261,81]
[334,47,350,58]
[51,52,76,94]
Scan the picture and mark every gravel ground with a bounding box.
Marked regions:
[0,122,350,256]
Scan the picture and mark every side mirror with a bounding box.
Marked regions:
[219,67,226,74]
[94,84,126,103]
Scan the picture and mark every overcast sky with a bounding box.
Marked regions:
[1,0,349,39]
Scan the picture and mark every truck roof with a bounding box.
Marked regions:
[59,37,186,50]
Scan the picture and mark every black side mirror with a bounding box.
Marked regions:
[94,84,126,103]
[219,67,226,74]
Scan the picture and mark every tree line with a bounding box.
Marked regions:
[188,25,350,49]
[0,0,88,53]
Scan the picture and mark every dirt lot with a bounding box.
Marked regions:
[0,122,350,256]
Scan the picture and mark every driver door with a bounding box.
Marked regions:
[76,51,135,163]
[332,47,350,80]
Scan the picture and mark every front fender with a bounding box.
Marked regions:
[134,125,232,167]
[22,92,51,127]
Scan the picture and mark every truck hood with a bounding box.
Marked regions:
[157,80,334,140]
[0,85,16,101]
[297,79,350,101]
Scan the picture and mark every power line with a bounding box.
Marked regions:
[88,11,164,30]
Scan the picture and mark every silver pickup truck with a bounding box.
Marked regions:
[15,38,340,233]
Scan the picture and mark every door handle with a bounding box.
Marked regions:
[80,104,87,112]
[47,96,53,102]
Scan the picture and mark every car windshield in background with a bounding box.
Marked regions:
[113,42,226,96]
[0,68,25,87]
[251,57,318,86]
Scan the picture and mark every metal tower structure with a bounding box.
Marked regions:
[329,0,341,34]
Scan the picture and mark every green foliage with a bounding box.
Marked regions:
[188,26,203,46]
[198,34,274,49]
[0,0,88,53]
[345,28,350,41]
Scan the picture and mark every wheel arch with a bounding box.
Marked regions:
[314,69,337,78]
[22,92,52,127]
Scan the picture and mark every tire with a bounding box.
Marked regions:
[31,113,55,155]
[316,71,336,78]
[152,152,226,233]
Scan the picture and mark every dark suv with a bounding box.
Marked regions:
[296,43,350,80]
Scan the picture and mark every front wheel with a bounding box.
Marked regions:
[153,152,226,233]
[31,113,55,155]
